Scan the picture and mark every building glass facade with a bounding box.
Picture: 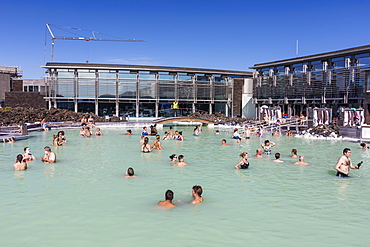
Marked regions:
[43,63,251,118]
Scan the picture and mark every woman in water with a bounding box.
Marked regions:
[141,137,152,153]
[173,155,188,166]
[84,127,92,137]
[95,128,103,136]
[125,167,137,177]
[13,154,27,171]
[235,152,250,169]
[23,147,36,161]
[193,126,199,136]
[151,135,163,150]
[291,149,298,158]
[261,140,275,155]
[169,154,177,162]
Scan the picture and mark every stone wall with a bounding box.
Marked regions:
[232,78,244,117]
[0,73,11,100]
[12,79,23,91]
[5,92,47,108]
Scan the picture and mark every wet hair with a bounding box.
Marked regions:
[143,127,147,130]
[170,126,173,130]
[343,148,351,154]
[44,146,51,151]
[16,154,23,163]
[215,130,220,133]
[292,149,297,155]
[156,135,160,140]
[127,130,132,134]
[275,153,280,159]
[169,154,177,160]
[178,155,184,160]
[24,147,29,152]
[143,137,149,145]
[192,185,202,196]
[222,139,227,143]
[194,126,198,131]
[164,131,168,134]
[179,131,183,135]
[165,190,174,200]
[234,128,238,132]
[299,155,304,161]
[239,152,248,158]
[264,140,270,145]
[360,143,366,147]
[127,167,134,176]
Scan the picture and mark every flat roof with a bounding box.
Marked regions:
[250,44,370,69]
[43,62,252,77]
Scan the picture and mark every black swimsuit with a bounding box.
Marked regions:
[240,162,249,169]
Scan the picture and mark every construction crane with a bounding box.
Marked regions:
[46,23,145,61]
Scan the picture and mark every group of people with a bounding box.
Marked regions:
[13,146,56,171]
[157,185,203,208]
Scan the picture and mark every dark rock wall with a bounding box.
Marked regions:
[5,92,47,108]
[0,74,11,100]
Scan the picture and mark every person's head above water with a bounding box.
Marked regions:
[16,154,23,163]
[127,167,135,176]
[298,155,304,161]
[169,154,177,160]
[165,190,174,201]
[178,155,184,161]
[275,153,280,159]
[360,143,367,148]
[192,185,202,196]
[343,148,351,156]
[256,149,262,154]
[264,140,270,145]
[291,149,297,155]
[239,152,248,158]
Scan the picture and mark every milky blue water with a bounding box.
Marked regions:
[1,126,370,247]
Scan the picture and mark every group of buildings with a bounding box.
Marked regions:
[2,44,370,125]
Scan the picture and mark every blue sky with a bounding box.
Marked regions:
[2,0,370,78]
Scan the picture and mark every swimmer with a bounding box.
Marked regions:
[174,131,184,141]
[52,134,63,146]
[231,128,241,139]
[286,130,293,136]
[360,143,369,149]
[142,127,148,136]
[273,153,284,163]
[79,127,85,136]
[243,126,251,139]
[40,146,56,163]
[95,128,103,136]
[291,149,298,158]
[23,147,36,161]
[168,126,174,137]
[125,129,132,135]
[272,131,279,137]
[193,126,199,136]
[13,154,27,171]
[150,125,158,136]
[84,127,91,137]
[162,131,171,140]
[253,149,263,158]
[158,190,176,208]
[125,167,137,177]
[169,154,177,163]
[141,137,152,153]
[151,135,164,150]
[139,135,145,143]
[215,130,220,135]
[235,152,250,169]
[190,185,203,204]
[334,148,360,177]
[261,140,275,155]
[173,155,188,166]
[221,139,229,145]
[294,155,309,166]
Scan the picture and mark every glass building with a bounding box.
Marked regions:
[249,44,370,122]
[43,63,251,118]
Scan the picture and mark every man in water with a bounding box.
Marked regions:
[334,148,360,177]
[40,146,56,163]
[221,139,229,145]
[158,190,176,208]
[294,155,309,166]
[273,153,284,163]
[253,149,263,158]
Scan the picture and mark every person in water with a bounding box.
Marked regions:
[84,127,92,137]
[235,152,250,169]
[40,146,56,163]
[360,143,369,149]
[125,129,132,135]
[3,136,16,143]
[125,167,137,177]
[273,152,284,163]
[334,148,360,177]
[190,185,203,204]
[142,127,148,136]
[95,128,103,136]
[291,149,298,158]
[261,140,275,155]
[221,139,229,145]
[254,149,263,158]
[158,189,177,208]
[168,126,174,137]
[13,154,27,171]
[23,147,36,161]
[150,125,158,136]
[141,137,152,153]
[294,155,310,166]
[162,131,171,140]
[151,135,163,150]
[193,126,199,136]
[286,130,293,136]
[173,155,188,166]
[169,154,177,163]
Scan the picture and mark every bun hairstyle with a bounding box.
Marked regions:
[239,152,248,157]
[169,154,177,160]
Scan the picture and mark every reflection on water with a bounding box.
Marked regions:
[0,127,369,246]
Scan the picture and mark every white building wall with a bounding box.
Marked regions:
[242,78,255,118]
